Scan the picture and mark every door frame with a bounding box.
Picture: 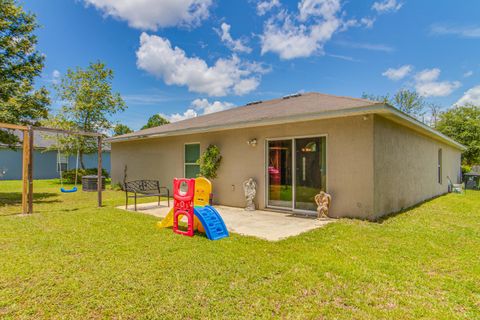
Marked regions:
[264,134,328,215]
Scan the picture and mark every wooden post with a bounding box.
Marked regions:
[21,129,30,214]
[97,136,102,207]
[28,127,34,214]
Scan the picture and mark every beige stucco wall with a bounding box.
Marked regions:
[111,115,375,219]
[373,115,462,219]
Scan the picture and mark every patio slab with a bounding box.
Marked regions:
[117,202,334,241]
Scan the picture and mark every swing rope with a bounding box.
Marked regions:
[73,149,79,187]
[58,134,80,193]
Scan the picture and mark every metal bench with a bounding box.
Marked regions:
[124,180,170,211]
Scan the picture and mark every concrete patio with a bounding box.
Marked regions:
[117,202,334,241]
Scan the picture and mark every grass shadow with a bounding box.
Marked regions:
[374,193,446,224]
[0,192,59,207]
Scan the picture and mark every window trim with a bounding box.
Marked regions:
[184,142,200,178]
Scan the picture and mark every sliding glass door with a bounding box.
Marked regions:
[267,140,293,209]
[294,137,327,211]
[267,136,327,214]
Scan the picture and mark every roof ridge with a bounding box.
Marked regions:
[310,91,378,104]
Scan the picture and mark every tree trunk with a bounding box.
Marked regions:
[80,150,86,169]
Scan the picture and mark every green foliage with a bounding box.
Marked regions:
[47,61,126,168]
[197,144,222,179]
[0,0,50,145]
[362,89,426,120]
[61,168,109,184]
[436,104,480,165]
[141,114,169,130]
[113,124,133,136]
[462,164,472,175]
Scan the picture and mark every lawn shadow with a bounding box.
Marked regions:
[374,193,445,224]
[0,192,59,207]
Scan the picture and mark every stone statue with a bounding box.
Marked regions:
[243,178,257,211]
[314,191,332,218]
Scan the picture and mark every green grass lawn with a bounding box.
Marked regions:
[0,180,479,319]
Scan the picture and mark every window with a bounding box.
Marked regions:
[438,148,442,184]
[184,143,200,178]
[57,153,68,172]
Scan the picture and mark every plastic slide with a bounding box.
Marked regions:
[193,206,229,240]
[157,208,203,231]
[157,208,174,229]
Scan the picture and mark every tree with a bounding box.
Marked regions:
[436,104,480,165]
[362,89,426,120]
[427,103,443,128]
[0,0,50,145]
[113,124,133,136]
[48,62,126,168]
[141,114,169,130]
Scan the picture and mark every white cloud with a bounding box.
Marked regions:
[464,70,474,78]
[164,109,198,122]
[51,70,61,84]
[191,98,235,114]
[328,53,359,62]
[136,33,263,96]
[83,0,212,30]
[336,40,394,52]
[234,78,260,95]
[298,0,340,22]
[455,85,480,106]
[260,1,343,60]
[257,0,280,16]
[430,24,480,38]
[415,81,461,98]
[360,17,375,28]
[413,68,461,97]
[162,98,235,122]
[217,23,252,53]
[372,0,403,14]
[259,0,376,60]
[414,68,441,83]
[382,65,412,81]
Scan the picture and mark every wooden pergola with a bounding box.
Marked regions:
[0,122,104,214]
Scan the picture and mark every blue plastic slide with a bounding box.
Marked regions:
[194,206,229,240]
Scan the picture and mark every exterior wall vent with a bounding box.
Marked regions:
[246,100,263,106]
[282,93,302,99]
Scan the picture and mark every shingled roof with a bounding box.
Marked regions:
[107,91,465,151]
[109,92,382,142]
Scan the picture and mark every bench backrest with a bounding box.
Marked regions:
[125,180,160,193]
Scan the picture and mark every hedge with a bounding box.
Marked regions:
[61,168,110,184]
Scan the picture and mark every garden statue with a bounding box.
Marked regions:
[314,191,332,218]
[243,178,257,211]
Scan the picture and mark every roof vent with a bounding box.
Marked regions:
[282,93,302,99]
[246,100,263,106]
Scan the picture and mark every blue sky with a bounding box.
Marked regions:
[24,0,480,130]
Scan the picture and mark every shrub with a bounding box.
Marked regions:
[61,168,110,184]
[462,164,472,175]
[197,144,222,180]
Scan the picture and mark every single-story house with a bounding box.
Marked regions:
[108,92,464,220]
[0,130,111,180]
